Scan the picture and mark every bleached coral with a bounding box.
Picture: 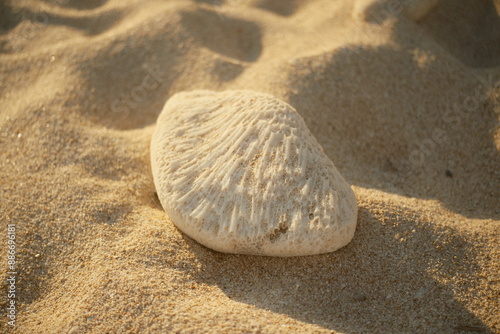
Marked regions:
[151,90,358,256]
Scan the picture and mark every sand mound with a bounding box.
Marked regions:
[1,0,499,332]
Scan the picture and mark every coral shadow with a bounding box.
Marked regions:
[179,206,492,333]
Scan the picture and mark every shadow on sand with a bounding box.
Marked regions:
[284,14,500,219]
[177,205,492,333]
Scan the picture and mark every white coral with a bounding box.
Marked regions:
[151,90,358,256]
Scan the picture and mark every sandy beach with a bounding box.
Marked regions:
[1,0,499,332]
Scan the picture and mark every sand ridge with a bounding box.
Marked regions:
[1,0,499,333]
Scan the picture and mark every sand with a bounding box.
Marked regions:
[0,0,499,333]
